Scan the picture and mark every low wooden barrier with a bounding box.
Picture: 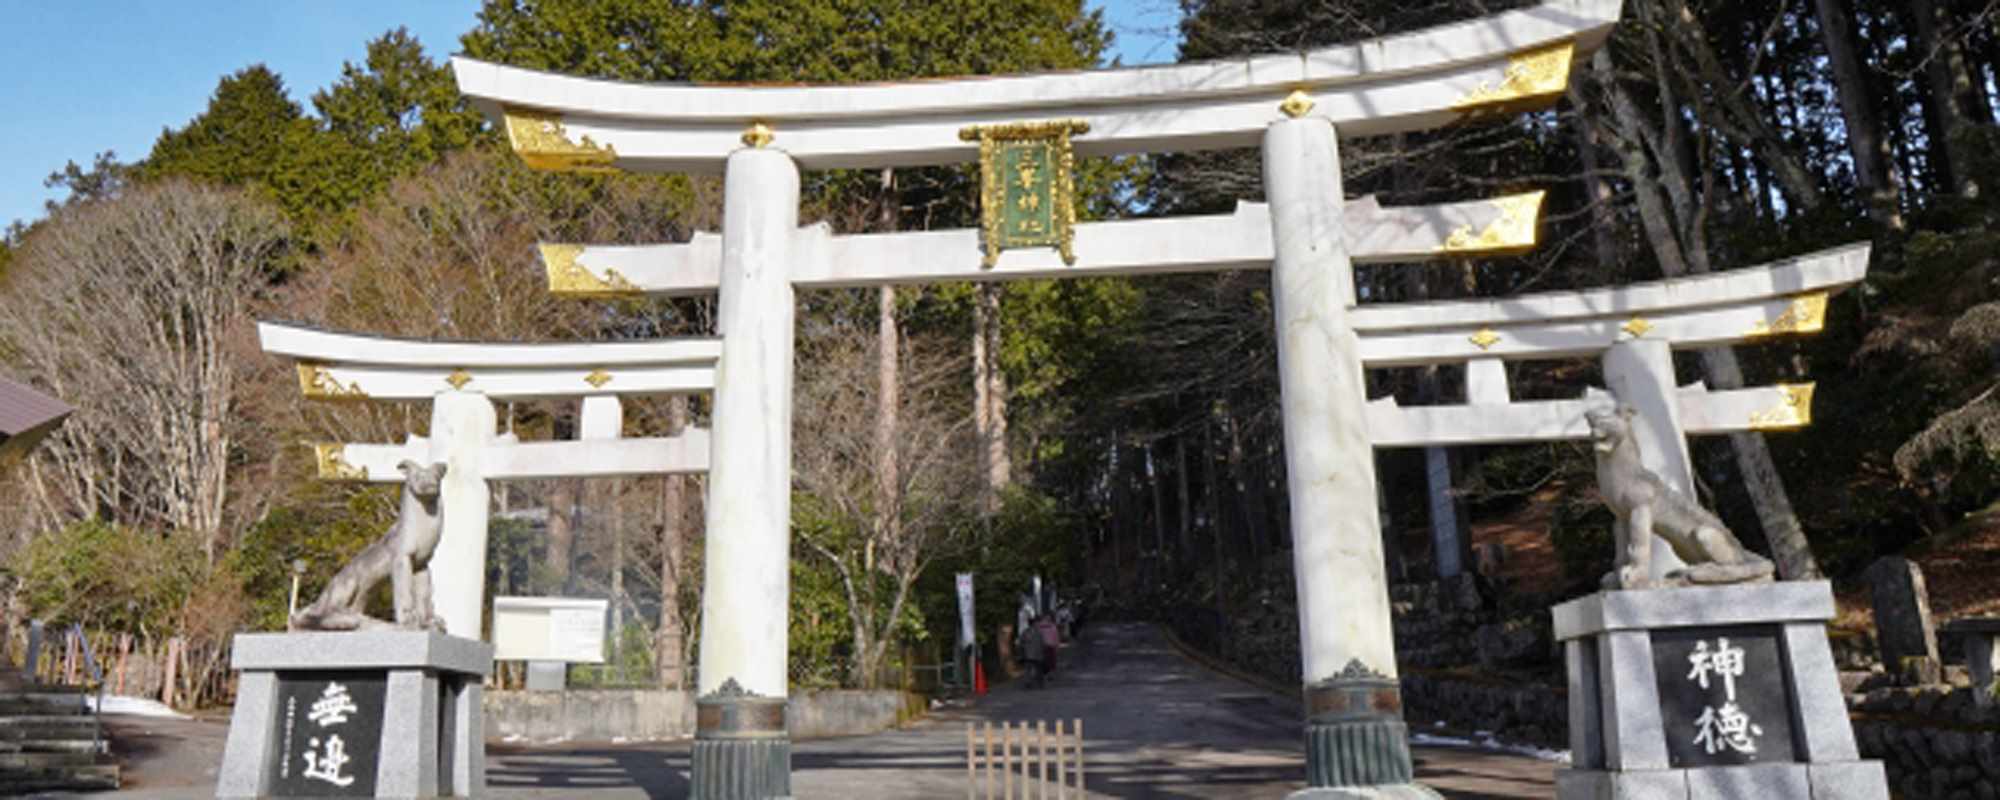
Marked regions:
[966,719,1083,799]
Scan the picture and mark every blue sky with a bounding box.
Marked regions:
[0,1,1182,232]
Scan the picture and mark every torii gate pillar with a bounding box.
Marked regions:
[692,145,798,799]
[1265,118,1431,796]
[1601,340,1693,578]
[429,391,495,639]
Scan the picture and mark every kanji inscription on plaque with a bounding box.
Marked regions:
[267,671,386,796]
[1650,626,1796,767]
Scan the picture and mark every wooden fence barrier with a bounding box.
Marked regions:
[966,719,1083,799]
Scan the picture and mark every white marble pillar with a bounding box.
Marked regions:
[429,391,496,639]
[1263,117,1397,685]
[1267,116,1422,795]
[697,146,799,698]
[579,395,623,440]
[1601,340,1691,578]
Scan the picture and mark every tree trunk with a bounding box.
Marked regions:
[876,284,901,559]
[875,165,902,558]
[655,396,689,689]
[974,284,1012,513]
[973,285,993,514]
[546,479,579,590]
[1110,439,1125,593]
[1203,420,1225,619]
[1224,411,1264,561]
[610,479,625,665]
[1148,444,1168,554]
[1653,0,1826,211]
[1571,87,1625,276]
[1908,0,1985,198]
[1175,434,1193,554]
[1815,0,1906,232]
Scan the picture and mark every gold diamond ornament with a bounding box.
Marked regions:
[1280,90,1317,119]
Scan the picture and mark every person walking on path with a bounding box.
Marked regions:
[1034,613,1061,684]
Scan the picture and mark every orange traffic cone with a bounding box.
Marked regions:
[974,661,989,695]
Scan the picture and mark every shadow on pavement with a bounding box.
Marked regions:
[488,744,690,800]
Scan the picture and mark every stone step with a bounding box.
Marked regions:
[10,738,106,755]
[0,694,89,716]
[0,749,99,769]
[0,763,120,793]
[0,716,97,740]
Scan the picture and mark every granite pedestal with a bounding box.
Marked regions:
[1552,582,1886,800]
[216,631,493,799]
[1939,618,2000,708]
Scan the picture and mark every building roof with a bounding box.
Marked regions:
[0,374,71,437]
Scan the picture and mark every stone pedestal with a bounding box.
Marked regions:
[217,631,493,799]
[1552,582,1885,800]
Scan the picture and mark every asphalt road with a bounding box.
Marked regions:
[89,622,1557,799]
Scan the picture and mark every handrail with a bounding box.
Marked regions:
[67,623,105,757]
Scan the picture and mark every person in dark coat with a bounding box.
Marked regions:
[1019,619,1048,688]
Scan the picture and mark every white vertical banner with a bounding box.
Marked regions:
[956,573,976,648]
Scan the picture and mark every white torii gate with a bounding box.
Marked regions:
[444,1,1755,795]
[259,322,716,637]
[1359,244,1868,574]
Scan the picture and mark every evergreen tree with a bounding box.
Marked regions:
[141,66,306,189]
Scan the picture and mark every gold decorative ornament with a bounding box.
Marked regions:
[541,243,643,297]
[445,369,474,390]
[584,369,613,388]
[502,106,618,173]
[958,119,1091,268]
[297,363,367,400]
[1621,317,1654,338]
[741,121,775,148]
[1452,42,1576,116]
[1279,89,1317,119]
[1469,328,1502,350]
[1748,383,1815,430]
[1441,191,1545,256]
[1747,292,1829,337]
[314,443,369,481]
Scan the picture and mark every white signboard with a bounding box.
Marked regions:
[492,596,608,663]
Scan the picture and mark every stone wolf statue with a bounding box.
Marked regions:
[291,460,449,631]
[1587,406,1775,590]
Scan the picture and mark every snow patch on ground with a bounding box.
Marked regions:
[90,695,190,719]
[1412,730,1570,764]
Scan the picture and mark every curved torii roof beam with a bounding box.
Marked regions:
[452,0,1621,172]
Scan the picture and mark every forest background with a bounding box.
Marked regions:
[2,0,1998,705]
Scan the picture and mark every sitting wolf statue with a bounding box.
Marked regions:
[292,460,449,631]
[1587,406,1774,590]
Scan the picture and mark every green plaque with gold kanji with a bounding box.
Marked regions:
[960,120,1090,268]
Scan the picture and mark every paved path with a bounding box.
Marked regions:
[90,623,1556,798]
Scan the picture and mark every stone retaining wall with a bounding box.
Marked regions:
[1847,685,2000,799]
[483,688,927,744]
[1399,672,1567,748]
